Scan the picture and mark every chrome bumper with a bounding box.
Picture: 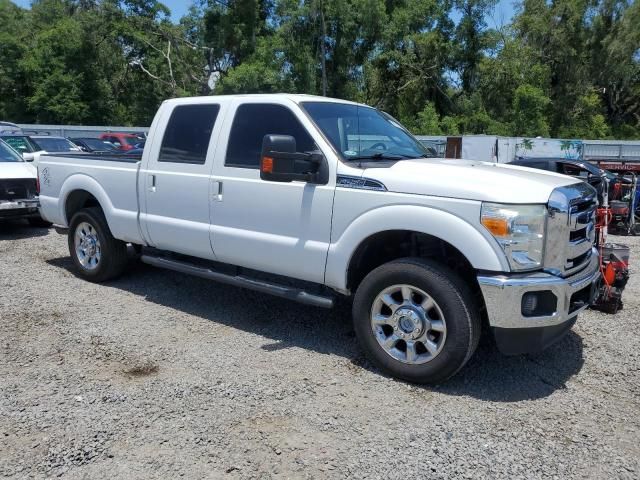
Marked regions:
[0,199,39,211]
[478,247,600,330]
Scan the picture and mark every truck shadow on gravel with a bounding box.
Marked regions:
[0,220,50,240]
[47,256,585,402]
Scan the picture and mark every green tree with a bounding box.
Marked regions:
[0,0,31,121]
[0,0,637,138]
[453,0,496,92]
[411,102,443,135]
[558,91,611,139]
[511,84,550,137]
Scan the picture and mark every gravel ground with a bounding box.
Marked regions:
[1,221,639,479]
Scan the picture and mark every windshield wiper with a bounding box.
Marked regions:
[346,152,417,161]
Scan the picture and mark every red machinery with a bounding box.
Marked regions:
[592,179,631,313]
[608,173,640,235]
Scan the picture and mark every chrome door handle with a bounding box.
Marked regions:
[212,180,223,201]
[148,174,156,193]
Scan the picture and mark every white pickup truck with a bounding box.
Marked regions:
[38,94,600,383]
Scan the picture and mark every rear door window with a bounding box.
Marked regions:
[225,104,316,169]
[159,104,220,164]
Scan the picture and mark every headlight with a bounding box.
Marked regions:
[481,203,547,271]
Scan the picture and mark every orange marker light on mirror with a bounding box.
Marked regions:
[262,156,273,173]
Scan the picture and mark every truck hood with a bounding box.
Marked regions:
[0,161,37,179]
[363,158,578,203]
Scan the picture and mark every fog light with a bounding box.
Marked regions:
[522,293,538,316]
[521,291,557,317]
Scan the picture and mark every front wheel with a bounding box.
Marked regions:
[352,258,481,384]
[68,207,128,282]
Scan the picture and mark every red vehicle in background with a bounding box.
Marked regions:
[98,132,144,151]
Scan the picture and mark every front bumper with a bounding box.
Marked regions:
[0,199,40,219]
[478,248,600,354]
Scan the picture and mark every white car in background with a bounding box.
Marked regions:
[0,121,22,135]
[28,136,82,165]
[0,139,49,226]
[0,134,82,165]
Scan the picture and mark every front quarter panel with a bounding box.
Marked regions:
[325,188,509,291]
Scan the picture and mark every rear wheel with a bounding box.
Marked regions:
[68,207,128,282]
[352,258,481,384]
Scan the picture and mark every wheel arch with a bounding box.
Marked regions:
[60,174,114,226]
[346,230,479,292]
[65,189,101,225]
[325,204,508,293]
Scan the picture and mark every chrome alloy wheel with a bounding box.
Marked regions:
[370,284,447,364]
[74,221,101,271]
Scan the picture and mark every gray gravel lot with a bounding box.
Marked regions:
[1,221,639,479]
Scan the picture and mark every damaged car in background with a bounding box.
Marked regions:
[0,139,49,227]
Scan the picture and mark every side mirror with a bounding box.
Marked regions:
[260,134,325,183]
[23,152,34,162]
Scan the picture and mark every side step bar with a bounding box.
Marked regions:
[140,254,335,309]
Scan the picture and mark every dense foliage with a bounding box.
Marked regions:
[1,0,638,138]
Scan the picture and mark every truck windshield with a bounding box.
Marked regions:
[123,136,142,146]
[79,139,117,151]
[301,102,432,162]
[33,137,81,152]
[0,140,24,162]
[0,136,38,153]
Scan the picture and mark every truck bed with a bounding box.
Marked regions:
[38,152,144,244]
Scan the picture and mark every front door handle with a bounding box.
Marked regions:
[212,180,223,201]
[148,174,156,193]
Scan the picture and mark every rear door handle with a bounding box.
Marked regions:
[212,180,223,201]
[148,174,156,193]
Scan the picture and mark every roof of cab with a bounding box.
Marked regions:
[163,93,365,107]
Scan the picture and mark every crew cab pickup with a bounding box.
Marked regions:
[38,94,600,383]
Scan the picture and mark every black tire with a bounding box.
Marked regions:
[352,257,481,384]
[28,216,52,228]
[68,207,128,282]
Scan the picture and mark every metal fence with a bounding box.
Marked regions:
[17,124,149,138]
[583,142,640,162]
[12,125,640,164]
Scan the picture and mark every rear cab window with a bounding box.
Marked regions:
[225,103,316,169]
[159,104,220,164]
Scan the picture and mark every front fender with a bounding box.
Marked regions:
[324,204,508,291]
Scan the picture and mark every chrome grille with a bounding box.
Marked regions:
[545,183,597,277]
